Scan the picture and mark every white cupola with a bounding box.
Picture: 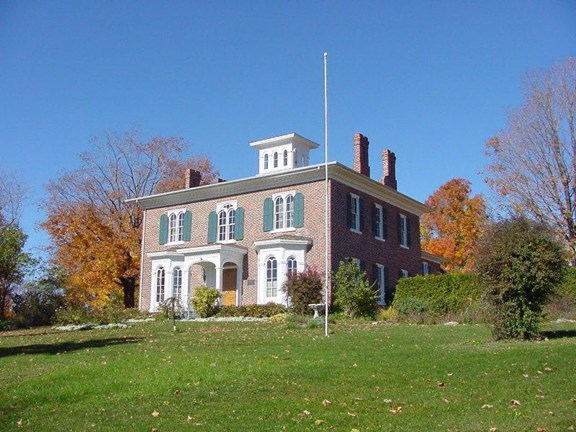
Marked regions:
[249,133,320,175]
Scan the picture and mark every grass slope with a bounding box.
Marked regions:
[1,320,575,431]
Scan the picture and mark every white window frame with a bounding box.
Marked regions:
[287,256,298,278]
[266,257,278,298]
[172,267,182,299]
[271,191,296,232]
[400,269,409,278]
[422,261,430,276]
[155,266,165,303]
[216,201,237,243]
[374,203,384,240]
[399,214,409,248]
[263,154,269,170]
[350,193,361,233]
[167,209,186,245]
[375,264,386,305]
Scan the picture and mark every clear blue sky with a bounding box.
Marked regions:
[1,0,575,256]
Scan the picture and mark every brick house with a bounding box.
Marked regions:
[128,132,443,312]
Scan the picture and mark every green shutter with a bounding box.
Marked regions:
[293,192,304,228]
[207,211,217,244]
[235,207,245,240]
[183,210,192,241]
[159,214,169,245]
[263,198,273,232]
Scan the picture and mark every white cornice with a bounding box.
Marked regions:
[127,162,429,215]
[249,133,320,150]
[253,238,313,252]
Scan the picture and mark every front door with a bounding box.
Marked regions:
[222,268,237,306]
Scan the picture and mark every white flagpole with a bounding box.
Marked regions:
[324,52,330,337]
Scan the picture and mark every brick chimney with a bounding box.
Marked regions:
[353,133,370,177]
[185,169,202,188]
[381,149,397,190]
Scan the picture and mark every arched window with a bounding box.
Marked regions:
[273,152,278,168]
[156,267,165,303]
[264,154,269,170]
[285,194,294,228]
[177,212,185,241]
[173,267,182,299]
[169,214,178,243]
[287,257,297,278]
[274,197,284,230]
[266,257,278,297]
[218,205,236,241]
[293,149,298,167]
[283,149,288,166]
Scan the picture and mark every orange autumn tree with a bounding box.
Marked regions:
[421,178,487,272]
[42,130,218,308]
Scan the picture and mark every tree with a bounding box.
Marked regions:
[282,268,323,315]
[0,169,26,225]
[42,130,219,309]
[485,57,576,261]
[421,178,487,272]
[332,259,378,318]
[0,224,33,320]
[475,217,565,340]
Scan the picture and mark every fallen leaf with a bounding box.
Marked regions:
[537,428,547,432]
[354,397,363,401]
[17,419,23,426]
[389,406,403,414]
[322,400,332,406]
[489,428,498,432]
[187,416,193,422]
[544,367,553,372]
[437,381,445,388]
[482,404,494,409]
[522,374,529,378]
[314,419,325,425]
[301,410,311,417]
[152,411,160,417]
[443,398,450,404]
[347,412,357,417]
[510,400,521,407]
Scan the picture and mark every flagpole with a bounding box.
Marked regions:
[323,52,330,337]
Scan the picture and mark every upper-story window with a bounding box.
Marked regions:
[283,150,288,166]
[264,192,304,232]
[400,269,409,278]
[218,204,236,242]
[373,203,387,240]
[264,154,269,170]
[273,152,278,168]
[159,210,191,245]
[208,201,244,244]
[399,213,410,248]
[348,193,363,233]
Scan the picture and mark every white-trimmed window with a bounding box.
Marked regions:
[264,154,269,170]
[266,257,278,297]
[422,261,430,276]
[283,149,288,166]
[287,257,298,278]
[350,193,361,232]
[156,266,165,303]
[169,212,185,243]
[273,152,278,168]
[173,267,182,299]
[399,214,409,248]
[375,264,386,305]
[217,202,236,242]
[400,269,409,278]
[272,191,295,231]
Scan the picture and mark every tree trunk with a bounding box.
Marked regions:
[119,277,136,309]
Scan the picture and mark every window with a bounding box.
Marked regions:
[217,204,236,242]
[422,261,430,276]
[348,193,362,232]
[373,204,387,240]
[285,194,294,228]
[273,152,278,168]
[274,197,284,230]
[375,264,386,305]
[169,213,178,243]
[156,267,165,303]
[264,154,269,170]
[173,267,182,299]
[160,210,191,245]
[399,214,410,248]
[283,150,288,166]
[294,149,298,167]
[287,257,297,278]
[266,257,278,297]
[400,269,409,278]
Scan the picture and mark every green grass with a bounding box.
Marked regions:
[1,320,575,431]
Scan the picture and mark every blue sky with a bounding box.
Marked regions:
[0,0,575,256]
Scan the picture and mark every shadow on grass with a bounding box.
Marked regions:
[542,329,576,339]
[0,337,144,358]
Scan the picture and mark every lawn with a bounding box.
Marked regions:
[0,319,574,431]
